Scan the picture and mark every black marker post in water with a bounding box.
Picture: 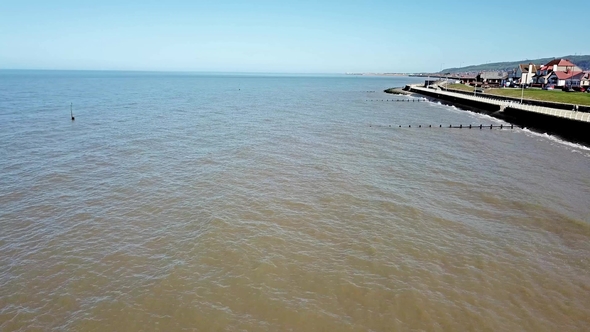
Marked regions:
[70,102,75,121]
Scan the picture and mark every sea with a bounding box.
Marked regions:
[1,70,589,331]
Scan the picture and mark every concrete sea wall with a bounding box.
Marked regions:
[403,86,590,145]
[444,88,590,113]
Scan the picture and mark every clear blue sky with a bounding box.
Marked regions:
[1,0,588,73]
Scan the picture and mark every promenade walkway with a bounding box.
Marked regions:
[410,86,590,124]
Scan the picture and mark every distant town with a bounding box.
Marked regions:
[419,58,589,92]
[349,55,590,92]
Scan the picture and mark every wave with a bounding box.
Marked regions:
[422,99,589,155]
[519,128,590,155]
[426,100,509,124]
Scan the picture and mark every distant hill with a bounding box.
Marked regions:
[441,55,590,73]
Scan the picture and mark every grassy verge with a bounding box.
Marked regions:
[448,84,590,106]
[487,89,590,106]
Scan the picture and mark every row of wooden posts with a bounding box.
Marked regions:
[366,99,425,102]
[370,124,517,129]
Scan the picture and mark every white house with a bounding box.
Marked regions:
[547,71,584,87]
[514,63,540,84]
[534,58,583,85]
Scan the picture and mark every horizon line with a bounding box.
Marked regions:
[0,68,359,75]
[0,68,428,76]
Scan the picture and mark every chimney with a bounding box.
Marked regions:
[527,63,533,84]
[553,64,557,72]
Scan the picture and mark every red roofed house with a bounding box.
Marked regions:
[566,71,590,89]
[547,71,583,87]
[543,58,583,72]
[534,58,583,86]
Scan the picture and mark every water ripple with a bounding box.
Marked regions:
[1,73,589,331]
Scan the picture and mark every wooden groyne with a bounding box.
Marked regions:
[406,85,590,145]
[370,124,516,129]
[366,99,426,102]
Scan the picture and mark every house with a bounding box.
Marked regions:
[534,58,583,85]
[477,71,508,86]
[542,58,583,73]
[535,73,552,85]
[547,71,584,87]
[513,63,540,85]
[456,73,477,84]
[565,71,590,88]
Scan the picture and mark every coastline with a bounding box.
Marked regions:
[386,85,590,146]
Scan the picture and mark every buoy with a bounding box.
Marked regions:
[70,102,75,121]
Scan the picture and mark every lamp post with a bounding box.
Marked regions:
[440,63,444,89]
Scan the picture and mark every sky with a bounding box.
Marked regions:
[1,0,589,73]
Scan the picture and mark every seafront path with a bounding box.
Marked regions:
[409,85,590,124]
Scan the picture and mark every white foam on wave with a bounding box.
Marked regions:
[467,111,510,124]
[422,98,589,155]
[518,128,590,155]
[429,100,509,124]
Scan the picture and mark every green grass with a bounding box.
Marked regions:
[448,84,590,106]
[487,89,590,106]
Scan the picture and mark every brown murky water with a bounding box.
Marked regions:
[1,72,589,331]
